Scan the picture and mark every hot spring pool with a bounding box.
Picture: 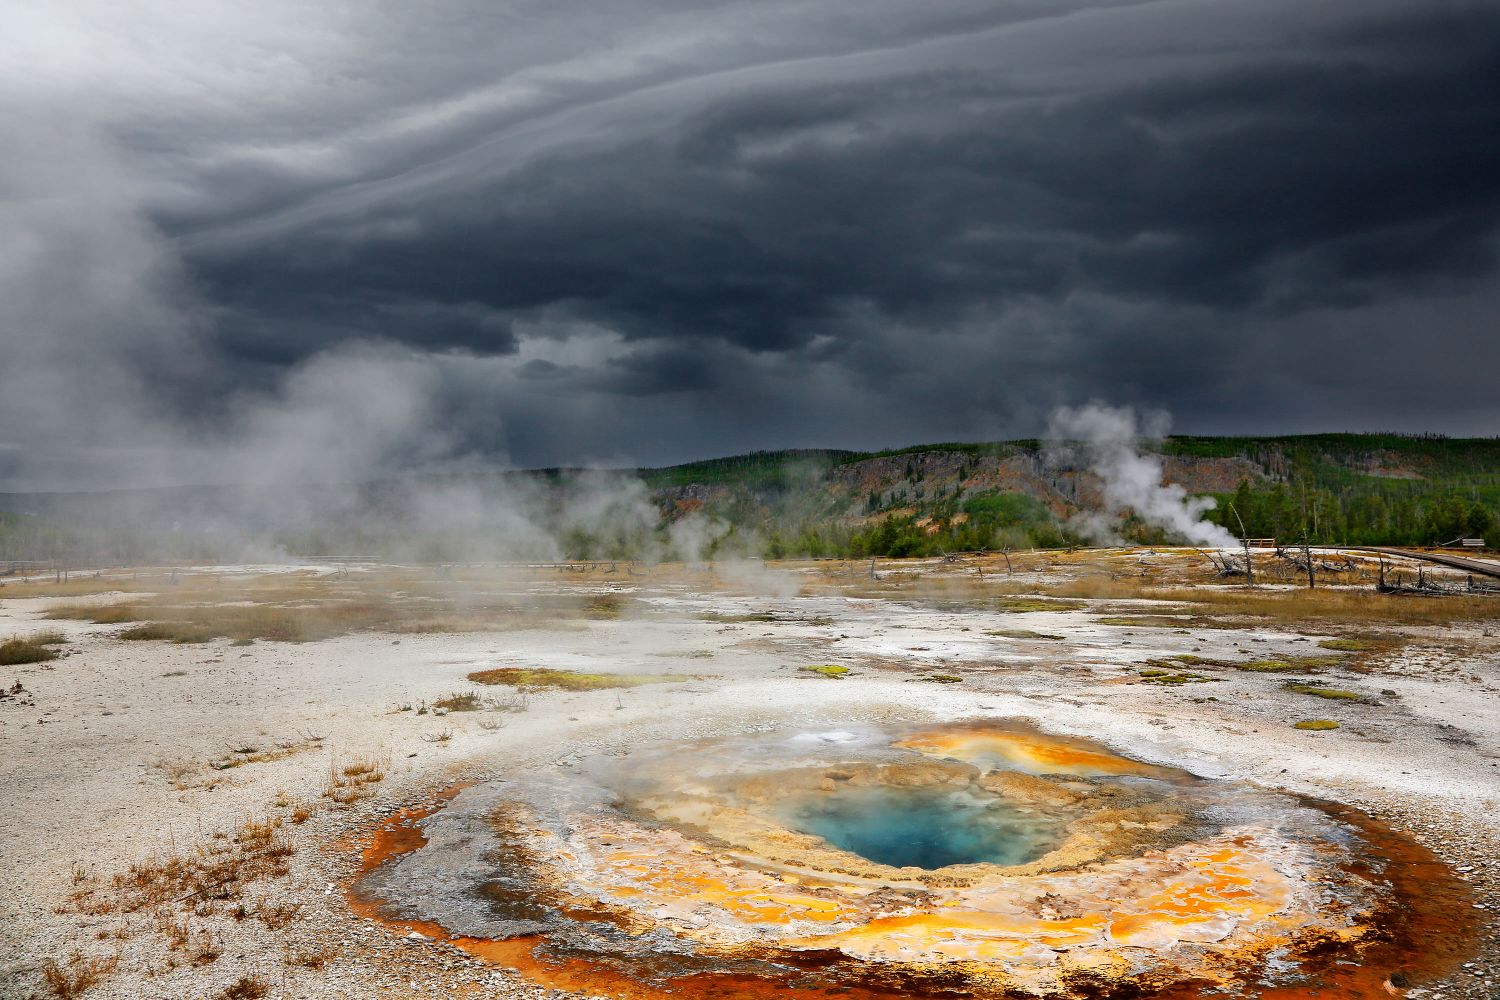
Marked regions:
[350,721,1473,1000]
[776,785,1062,869]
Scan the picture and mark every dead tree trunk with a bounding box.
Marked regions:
[1228,502,1253,588]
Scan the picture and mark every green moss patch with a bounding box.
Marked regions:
[467,667,683,690]
[1317,638,1372,652]
[1285,682,1364,701]
[801,664,853,678]
[1237,655,1344,673]
[1138,668,1213,685]
[1293,719,1340,731]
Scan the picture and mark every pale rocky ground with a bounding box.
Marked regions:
[0,551,1497,999]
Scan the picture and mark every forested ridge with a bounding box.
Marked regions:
[2,434,1497,562]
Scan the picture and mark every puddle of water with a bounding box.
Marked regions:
[774,785,1061,869]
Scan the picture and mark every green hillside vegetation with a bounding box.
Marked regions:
[2,434,1497,563]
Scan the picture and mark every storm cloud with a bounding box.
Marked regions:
[3,0,1498,488]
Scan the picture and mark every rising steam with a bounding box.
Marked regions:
[1047,403,1236,548]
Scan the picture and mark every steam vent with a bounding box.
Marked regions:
[351,721,1472,999]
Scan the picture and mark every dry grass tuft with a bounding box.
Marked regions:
[284,942,335,969]
[220,974,270,1000]
[66,814,294,918]
[432,690,483,712]
[584,593,627,619]
[248,896,300,930]
[154,910,220,965]
[119,622,218,643]
[40,951,119,999]
[0,633,65,665]
[323,754,387,806]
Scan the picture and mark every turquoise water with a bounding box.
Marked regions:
[777,786,1062,869]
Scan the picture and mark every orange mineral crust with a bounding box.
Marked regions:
[893,724,1170,778]
[346,725,1479,1000]
[551,817,1353,987]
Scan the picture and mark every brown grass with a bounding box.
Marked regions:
[248,897,300,930]
[154,910,220,965]
[432,690,483,712]
[323,754,387,806]
[66,814,294,917]
[1073,582,1500,626]
[40,950,119,999]
[220,975,269,1000]
[284,942,335,969]
[119,622,219,643]
[0,633,65,665]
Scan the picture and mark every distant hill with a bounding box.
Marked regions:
[635,434,1500,556]
[2,434,1498,563]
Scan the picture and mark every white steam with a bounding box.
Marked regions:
[0,110,725,565]
[1047,403,1236,548]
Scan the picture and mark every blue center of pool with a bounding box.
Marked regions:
[777,786,1061,869]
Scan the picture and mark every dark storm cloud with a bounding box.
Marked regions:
[185,1,1500,356]
[4,0,1500,487]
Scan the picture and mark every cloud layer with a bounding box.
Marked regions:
[3,0,1498,488]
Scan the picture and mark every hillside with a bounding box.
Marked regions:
[637,435,1500,556]
[2,435,1498,563]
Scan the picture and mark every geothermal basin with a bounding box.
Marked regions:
[351,720,1470,999]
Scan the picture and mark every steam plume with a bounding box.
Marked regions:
[1047,403,1235,548]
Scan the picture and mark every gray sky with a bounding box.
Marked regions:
[3,0,1498,489]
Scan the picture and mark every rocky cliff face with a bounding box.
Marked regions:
[652,447,1266,525]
